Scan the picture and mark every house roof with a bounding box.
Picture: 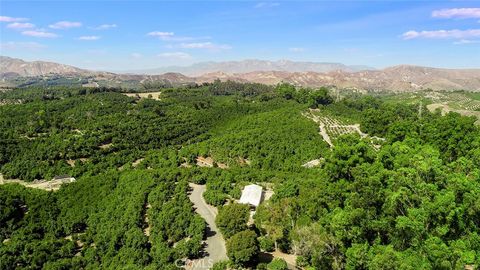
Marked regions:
[239,184,263,207]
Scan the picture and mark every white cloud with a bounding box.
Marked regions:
[78,36,101,40]
[453,39,480,45]
[180,42,231,50]
[0,16,28,22]
[21,30,58,38]
[432,8,480,19]
[402,29,480,39]
[255,2,280,8]
[6,22,35,29]
[92,24,117,30]
[289,47,305,52]
[147,31,208,41]
[49,21,82,29]
[147,31,175,40]
[157,52,191,59]
[131,52,143,59]
[0,41,46,51]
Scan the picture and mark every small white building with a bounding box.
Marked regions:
[52,175,76,183]
[239,184,263,208]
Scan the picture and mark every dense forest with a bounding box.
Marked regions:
[1,82,479,269]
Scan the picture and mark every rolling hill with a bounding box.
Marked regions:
[1,56,479,92]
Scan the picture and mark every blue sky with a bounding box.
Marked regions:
[1,1,479,71]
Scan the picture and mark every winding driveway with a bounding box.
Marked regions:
[187,184,227,269]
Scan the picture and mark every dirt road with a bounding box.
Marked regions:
[187,184,227,269]
[0,174,73,191]
[303,111,333,147]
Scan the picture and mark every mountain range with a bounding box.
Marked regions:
[122,59,375,76]
[1,56,480,92]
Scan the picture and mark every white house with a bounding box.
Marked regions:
[239,184,263,208]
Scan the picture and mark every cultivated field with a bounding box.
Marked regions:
[425,92,480,111]
[424,91,480,124]
[304,109,368,147]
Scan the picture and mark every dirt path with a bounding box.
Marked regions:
[351,124,368,138]
[0,174,74,191]
[304,110,380,149]
[143,203,152,239]
[123,91,162,100]
[302,158,324,168]
[258,250,297,270]
[272,250,297,269]
[318,123,333,147]
[303,112,333,147]
[187,184,227,269]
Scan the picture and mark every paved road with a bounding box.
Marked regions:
[187,184,227,270]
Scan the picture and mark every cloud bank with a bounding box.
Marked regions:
[7,22,35,29]
[147,31,200,41]
[453,39,480,45]
[49,21,82,29]
[147,31,175,40]
[78,36,101,40]
[0,16,28,22]
[402,29,480,39]
[21,30,58,38]
[432,8,480,19]
[93,24,117,30]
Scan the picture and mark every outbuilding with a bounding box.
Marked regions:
[52,175,76,183]
[239,184,263,208]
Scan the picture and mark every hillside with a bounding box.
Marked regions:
[1,84,480,269]
[1,56,480,92]
[125,59,375,76]
[197,66,480,92]
[0,56,89,77]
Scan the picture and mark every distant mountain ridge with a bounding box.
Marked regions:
[124,59,376,76]
[0,56,90,77]
[1,56,480,92]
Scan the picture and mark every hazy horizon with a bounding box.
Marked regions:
[6,55,480,75]
[1,1,479,71]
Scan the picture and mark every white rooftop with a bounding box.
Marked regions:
[239,184,263,207]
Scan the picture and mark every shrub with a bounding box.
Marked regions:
[257,262,269,270]
[296,256,310,267]
[259,236,275,252]
[267,258,288,270]
[204,189,228,206]
[211,260,230,270]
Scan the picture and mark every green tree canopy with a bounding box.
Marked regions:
[216,203,250,238]
[226,230,259,265]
